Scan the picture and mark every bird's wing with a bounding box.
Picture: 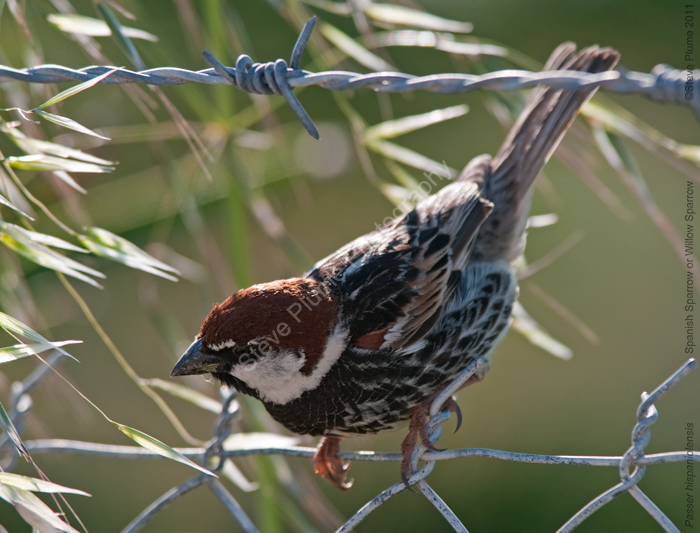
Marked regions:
[306,157,493,351]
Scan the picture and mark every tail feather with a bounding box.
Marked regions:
[471,43,620,262]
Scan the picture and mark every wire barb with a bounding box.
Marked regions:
[202,17,319,139]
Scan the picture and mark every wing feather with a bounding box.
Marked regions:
[307,158,493,351]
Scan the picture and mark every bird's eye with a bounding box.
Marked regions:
[239,352,258,370]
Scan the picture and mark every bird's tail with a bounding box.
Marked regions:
[471,43,620,263]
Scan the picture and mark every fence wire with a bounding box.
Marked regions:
[0,17,698,139]
[1,15,699,533]
[8,357,696,533]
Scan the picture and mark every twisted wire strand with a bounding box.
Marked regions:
[200,389,259,533]
[202,388,239,472]
[208,479,259,533]
[121,387,251,533]
[557,358,696,533]
[19,440,697,467]
[121,474,210,533]
[0,17,697,139]
[0,349,65,470]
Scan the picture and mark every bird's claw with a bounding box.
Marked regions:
[314,437,353,490]
[443,396,463,433]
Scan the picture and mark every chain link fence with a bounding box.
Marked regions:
[6,354,697,532]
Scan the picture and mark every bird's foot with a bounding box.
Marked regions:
[400,403,445,488]
[314,436,353,490]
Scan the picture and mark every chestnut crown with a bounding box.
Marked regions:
[171,277,346,404]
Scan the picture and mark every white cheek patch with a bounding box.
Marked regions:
[230,323,347,405]
[230,350,306,403]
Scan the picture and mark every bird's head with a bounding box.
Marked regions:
[170,278,347,404]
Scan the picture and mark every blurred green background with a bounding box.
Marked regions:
[0,0,698,532]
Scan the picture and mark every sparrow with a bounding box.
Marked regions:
[171,43,620,489]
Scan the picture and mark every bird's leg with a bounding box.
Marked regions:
[314,436,353,490]
[399,372,485,486]
[400,403,444,487]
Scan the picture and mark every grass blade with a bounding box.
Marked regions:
[367,139,457,176]
[511,302,572,360]
[226,165,254,287]
[78,227,180,281]
[0,401,29,460]
[35,110,110,140]
[320,22,394,72]
[592,125,691,274]
[116,424,216,476]
[223,432,300,451]
[0,189,32,218]
[3,224,87,253]
[0,340,82,364]
[379,183,411,207]
[365,3,473,33]
[371,30,508,58]
[0,474,89,497]
[0,224,105,288]
[96,1,145,70]
[0,311,82,361]
[51,171,87,194]
[139,379,222,413]
[364,104,468,141]
[385,159,422,190]
[0,486,81,533]
[37,68,119,110]
[585,101,700,165]
[0,312,49,344]
[3,123,115,165]
[221,459,259,493]
[47,14,157,41]
[7,154,114,173]
[299,0,351,15]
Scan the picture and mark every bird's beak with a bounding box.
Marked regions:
[170,338,226,377]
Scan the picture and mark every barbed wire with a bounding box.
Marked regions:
[0,17,698,139]
[9,357,697,533]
